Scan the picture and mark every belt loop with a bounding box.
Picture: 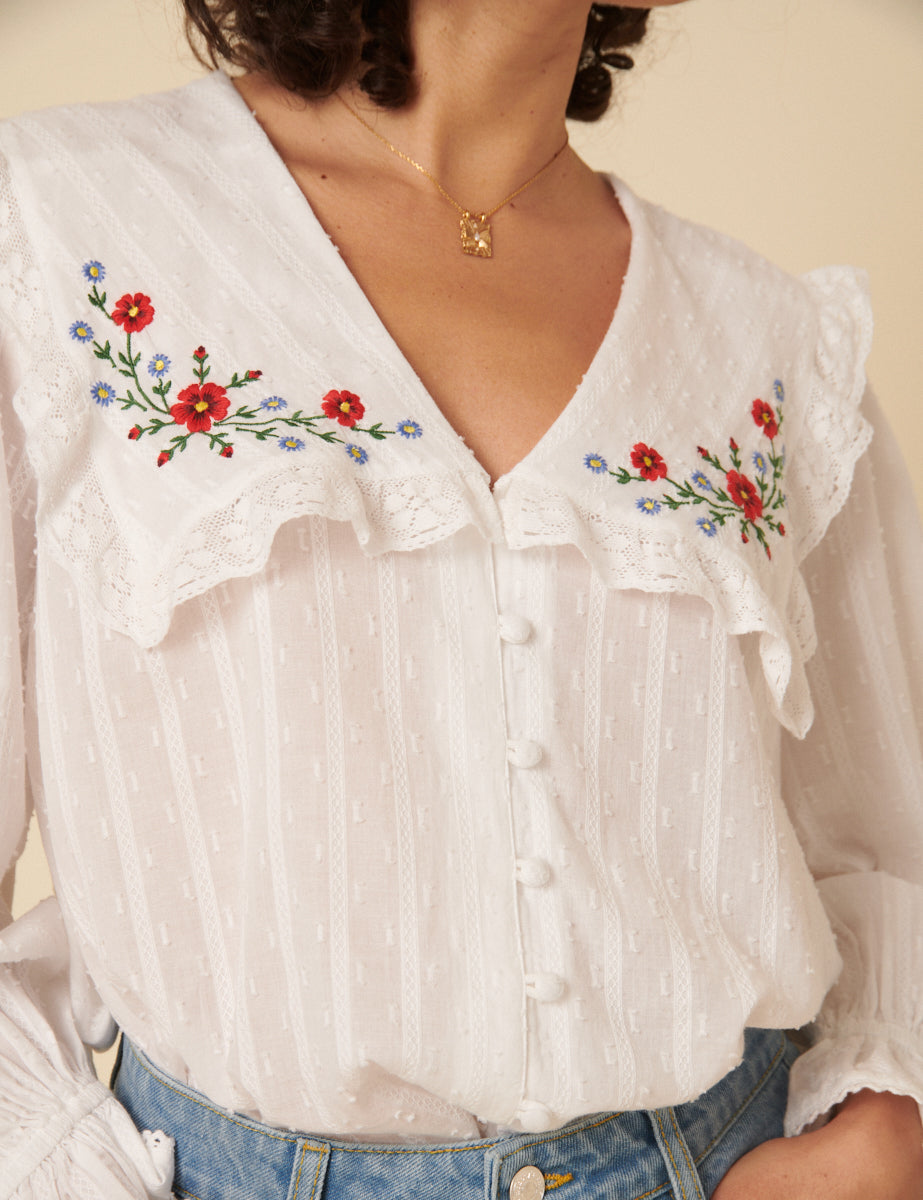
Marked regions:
[648,1107,707,1200]
[287,1141,329,1200]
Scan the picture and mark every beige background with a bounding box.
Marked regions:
[2,0,921,1071]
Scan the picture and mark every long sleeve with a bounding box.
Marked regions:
[781,387,923,1134]
[0,176,174,1199]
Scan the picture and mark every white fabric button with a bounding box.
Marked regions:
[507,739,543,769]
[509,1164,545,1200]
[524,972,566,1002]
[498,614,532,644]
[515,858,552,888]
[516,1100,557,1133]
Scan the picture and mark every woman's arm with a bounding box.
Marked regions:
[713,1089,923,1199]
[0,150,174,1200]
[719,388,923,1196]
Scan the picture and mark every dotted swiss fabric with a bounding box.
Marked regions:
[0,73,921,1193]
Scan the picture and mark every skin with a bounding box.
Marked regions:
[234,1,923,1191]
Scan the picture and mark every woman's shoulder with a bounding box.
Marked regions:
[0,72,274,351]
[0,73,243,259]
[612,174,871,347]
[0,72,232,158]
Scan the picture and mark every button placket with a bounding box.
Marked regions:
[493,545,565,1132]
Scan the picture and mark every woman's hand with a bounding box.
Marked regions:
[711,1089,923,1200]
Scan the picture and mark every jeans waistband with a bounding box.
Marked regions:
[112,1028,796,1200]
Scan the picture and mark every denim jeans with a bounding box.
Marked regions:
[113,1029,799,1200]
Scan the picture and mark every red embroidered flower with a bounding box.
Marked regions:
[246,370,262,381]
[193,346,207,361]
[128,425,142,440]
[729,437,739,453]
[630,443,668,481]
[751,399,779,439]
[321,389,365,427]
[170,382,230,433]
[112,293,155,334]
[697,446,710,459]
[726,470,763,521]
[220,445,234,458]
[157,449,172,467]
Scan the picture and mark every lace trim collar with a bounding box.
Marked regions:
[1,76,873,734]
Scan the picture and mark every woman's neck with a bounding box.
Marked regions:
[236,0,592,209]
[362,0,587,193]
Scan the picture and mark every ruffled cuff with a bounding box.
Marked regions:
[784,873,923,1135]
[785,1022,923,1136]
[2,1081,175,1200]
[0,900,174,1198]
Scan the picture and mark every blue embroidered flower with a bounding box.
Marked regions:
[261,396,287,412]
[773,379,784,404]
[636,497,661,515]
[692,470,713,492]
[346,444,369,465]
[278,436,304,452]
[69,320,94,343]
[397,419,422,439]
[584,453,608,474]
[697,516,719,537]
[91,381,115,406]
[82,261,105,283]
[752,451,768,474]
[147,354,171,378]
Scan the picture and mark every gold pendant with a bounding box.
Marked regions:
[460,213,492,258]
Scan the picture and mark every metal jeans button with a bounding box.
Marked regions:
[509,1164,545,1200]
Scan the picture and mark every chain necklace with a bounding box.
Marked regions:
[335,93,569,258]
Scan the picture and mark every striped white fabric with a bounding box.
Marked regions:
[0,72,921,1197]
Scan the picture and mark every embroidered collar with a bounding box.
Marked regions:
[1,75,872,735]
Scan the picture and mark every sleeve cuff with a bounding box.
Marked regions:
[785,1021,923,1136]
[0,900,175,1198]
[1,1076,174,1199]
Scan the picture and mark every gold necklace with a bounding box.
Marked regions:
[336,94,569,258]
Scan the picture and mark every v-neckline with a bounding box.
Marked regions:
[212,71,645,491]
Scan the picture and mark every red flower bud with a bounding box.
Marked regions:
[193,346,207,360]
[778,523,786,536]
[157,450,172,467]
[220,445,234,458]
[128,425,142,440]
[697,446,709,459]
[741,531,749,544]
[729,438,739,452]
[246,370,262,380]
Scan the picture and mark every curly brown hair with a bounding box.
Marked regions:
[182,2,650,122]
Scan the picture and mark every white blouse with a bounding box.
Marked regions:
[0,72,921,1199]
